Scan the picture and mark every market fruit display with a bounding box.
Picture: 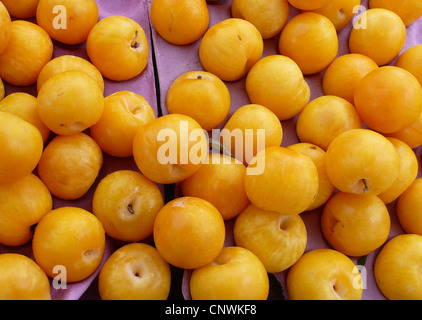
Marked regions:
[0,0,422,301]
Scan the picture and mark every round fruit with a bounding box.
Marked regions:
[231,0,290,39]
[0,20,53,86]
[32,206,106,283]
[374,234,422,300]
[287,143,334,211]
[386,112,422,149]
[98,243,171,300]
[245,55,310,121]
[153,197,225,269]
[150,0,209,45]
[90,91,156,158]
[369,0,422,26]
[349,8,406,66]
[0,174,52,247]
[36,0,99,45]
[233,204,307,273]
[354,66,422,134]
[322,53,378,104]
[287,0,329,10]
[1,0,39,19]
[0,2,11,55]
[244,146,319,215]
[0,92,50,144]
[296,95,363,151]
[321,192,390,257]
[378,137,418,204]
[181,153,250,221]
[287,248,363,300]
[133,114,208,184]
[0,253,51,300]
[0,111,43,185]
[199,18,263,82]
[86,16,149,81]
[325,129,399,196]
[190,246,269,300]
[279,12,338,75]
[396,178,422,235]
[166,71,230,131]
[309,0,362,30]
[221,103,283,165]
[92,170,164,242]
[395,44,422,87]
[37,70,104,136]
[37,55,104,93]
[37,133,103,200]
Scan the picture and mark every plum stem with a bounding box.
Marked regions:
[361,179,369,193]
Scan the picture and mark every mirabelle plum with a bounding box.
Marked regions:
[92,170,164,242]
[395,44,422,87]
[150,0,209,45]
[369,0,422,26]
[0,2,11,55]
[90,91,156,158]
[287,143,334,211]
[354,66,422,134]
[325,129,399,196]
[0,253,50,300]
[86,16,149,81]
[244,146,319,215]
[153,197,225,269]
[181,153,250,221]
[0,174,52,247]
[321,192,390,257]
[0,20,53,86]
[349,8,406,66]
[233,204,307,273]
[0,92,50,144]
[245,55,310,121]
[37,55,104,93]
[190,246,269,300]
[166,71,230,131]
[221,103,283,165]
[32,206,106,283]
[37,133,103,200]
[0,111,43,185]
[37,70,104,136]
[374,234,422,300]
[98,243,171,300]
[279,12,338,75]
[287,248,363,300]
[199,18,263,81]
[396,179,422,235]
[36,0,99,45]
[1,0,39,19]
[309,0,362,30]
[323,53,378,104]
[296,95,363,151]
[133,114,208,184]
[231,0,290,39]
